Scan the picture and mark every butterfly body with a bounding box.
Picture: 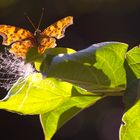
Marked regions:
[33,29,43,46]
[0,16,73,59]
[34,29,43,44]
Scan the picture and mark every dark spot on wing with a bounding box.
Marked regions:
[14,27,19,33]
[21,30,25,35]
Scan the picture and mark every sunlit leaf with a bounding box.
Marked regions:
[40,93,101,140]
[120,47,140,140]
[120,96,140,140]
[41,42,128,93]
[33,47,76,71]
[0,72,102,140]
[126,46,140,78]
[44,47,76,55]
[0,73,102,115]
[41,47,76,74]
[124,47,140,109]
[26,47,43,63]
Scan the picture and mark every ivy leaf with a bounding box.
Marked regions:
[124,47,140,110]
[0,73,101,114]
[120,92,140,140]
[33,47,76,71]
[0,73,102,140]
[124,79,140,111]
[120,47,140,140]
[43,47,76,55]
[25,47,44,63]
[126,46,140,78]
[41,42,128,93]
[40,47,76,74]
[40,93,101,140]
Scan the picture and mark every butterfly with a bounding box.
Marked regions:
[0,16,73,59]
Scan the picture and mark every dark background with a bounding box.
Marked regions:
[0,0,140,140]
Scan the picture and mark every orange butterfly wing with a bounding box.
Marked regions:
[41,16,73,39]
[10,40,34,59]
[0,25,34,59]
[38,16,73,54]
[38,38,56,54]
[0,25,34,45]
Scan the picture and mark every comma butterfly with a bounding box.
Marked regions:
[0,11,73,59]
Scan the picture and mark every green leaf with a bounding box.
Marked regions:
[123,47,140,110]
[0,73,66,114]
[120,94,140,140]
[126,46,140,79]
[0,73,102,115]
[0,72,102,140]
[44,47,76,55]
[40,93,101,140]
[123,79,140,111]
[33,47,76,71]
[40,47,76,74]
[25,47,44,63]
[41,42,128,93]
[34,61,42,71]
[120,47,140,140]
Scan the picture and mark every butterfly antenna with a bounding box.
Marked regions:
[37,8,44,30]
[24,13,36,30]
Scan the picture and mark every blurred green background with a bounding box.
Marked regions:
[0,0,140,140]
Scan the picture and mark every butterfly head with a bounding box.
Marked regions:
[34,29,41,36]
